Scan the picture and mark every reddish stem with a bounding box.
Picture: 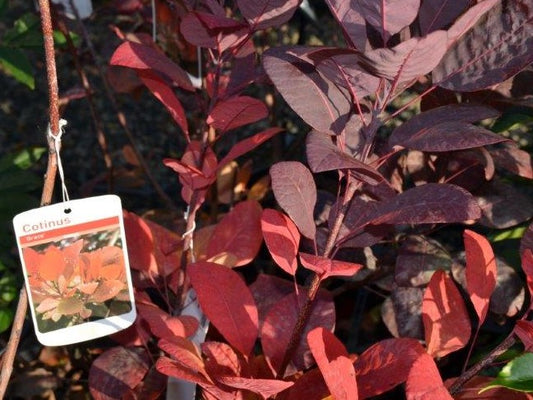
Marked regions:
[0,0,61,397]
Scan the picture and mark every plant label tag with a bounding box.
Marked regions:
[12,195,136,346]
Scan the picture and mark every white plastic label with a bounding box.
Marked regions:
[13,195,136,346]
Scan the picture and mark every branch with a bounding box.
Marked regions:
[0,0,61,397]
[448,333,517,395]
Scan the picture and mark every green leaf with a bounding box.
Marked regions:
[0,147,46,172]
[0,274,18,303]
[53,30,81,48]
[3,13,43,48]
[482,353,533,393]
[0,308,14,333]
[0,46,34,88]
[492,110,533,133]
[488,226,528,242]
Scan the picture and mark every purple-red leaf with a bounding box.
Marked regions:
[261,291,335,374]
[299,252,363,280]
[156,357,212,386]
[422,270,471,358]
[405,353,453,400]
[218,127,283,169]
[188,261,259,356]
[261,209,300,276]
[464,229,497,324]
[89,347,150,400]
[398,121,507,152]
[418,0,471,35]
[207,96,268,133]
[236,0,300,30]
[371,183,481,226]
[444,0,499,45]
[306,130,384,185]
[110,41,194,91]
[358,0,420,42]
[522,249,533,306]
[138,70,188,136]
[389,104,499,148]
[354,338,426,398]
[263,47,352,135]
[206,200,263,267]
[514,320,533,352]
[360,30,448,83]
[270,162,317,240]
[215,376,294,400]
[307,327,358,400]
[180,11,248,52]
[490,143,533,179]
[323,0,366,50]
[433,0,533,91]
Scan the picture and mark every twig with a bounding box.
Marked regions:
[0,0,61,397]
[67,0,177,211]
[448,334,517,395]
[54,10,114,191]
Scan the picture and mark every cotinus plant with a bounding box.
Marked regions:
[89,1,533,399]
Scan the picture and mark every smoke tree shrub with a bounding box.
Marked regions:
[89,1,533,399]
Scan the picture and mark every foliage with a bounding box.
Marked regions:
[5,0,533,398]
[0,147,44,333]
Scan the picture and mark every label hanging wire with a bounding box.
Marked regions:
[47,119,70,203]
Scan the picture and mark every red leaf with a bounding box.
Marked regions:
[123,211,182,277]
[218,127,284,169]
[464,230,497,324]
[201,341,242,378]
[433,0,531,91]
[360,30,448,83]
[236,0,300,30]
[207,96,268,133]
[155,357,212,386]
[405,353,453,400]
[306,130,384,185]
[270,161,317,240]
[137,303,198,340]
[261,209,300,276]
[188,261,259,355]
[110,41,194,91]
[249,274,294,324]
[422,270,471,358]
[89,347,150,400]
[138,70,188,136]
[389,104,499,149]
[216,376,294,400]
[261,291,335,374]
[522,249,533,305]
[206,200,263,267]
[263,47,352,135]
[299,252,363,280]
[358,0,420,42]
[164,141,218,204]
[284,368,329,400]
[354,338,426,398]
[307,327,358,400]
[157,337,211,384]
[514,320,533,352]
